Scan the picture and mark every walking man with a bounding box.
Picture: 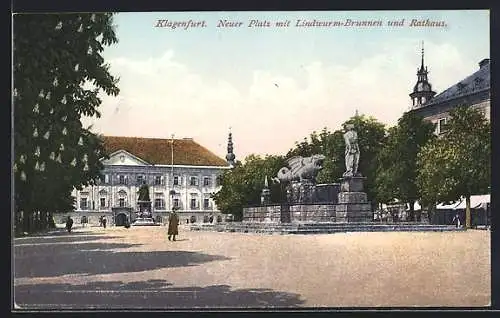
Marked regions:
[66,216,73,233]
[168,209,179,241]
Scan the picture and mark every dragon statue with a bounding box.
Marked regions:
[272,154,326,183]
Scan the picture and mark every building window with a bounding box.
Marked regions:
[80,198,88,210]
[203,198,210,210]
[101,174,110,184]
[154,175,164,186]
[173,176,180,186]
[191,198,198,209]
[173,198,180,208]
[154,198,165,210]
[100,197,106,208]
[119,198,125,207]
[119,175,127,185]
[438,118,447,134]
[137,174,144,185]
[190,176,199,186]
[203,177,211,187]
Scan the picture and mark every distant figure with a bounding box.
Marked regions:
[168,211,179,241]
[452,214,461,228]
[102,217,107,229]
[99,216,103,227]
[66,216,73,233]
[209,215,214,223]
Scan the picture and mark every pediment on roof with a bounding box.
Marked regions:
[101,150,151,166]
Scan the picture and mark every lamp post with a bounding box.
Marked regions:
[170,134,175,211]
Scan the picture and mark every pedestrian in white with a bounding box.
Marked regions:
[452,213,461,228]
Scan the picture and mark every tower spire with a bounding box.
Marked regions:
[225,127,236,168]
[409,41,436,110]
[421,41,425,70]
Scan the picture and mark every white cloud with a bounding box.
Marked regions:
[82,38,477,161]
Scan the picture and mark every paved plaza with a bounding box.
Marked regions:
[13,224,490,309]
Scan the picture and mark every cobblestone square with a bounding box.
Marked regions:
[13,225,490,309]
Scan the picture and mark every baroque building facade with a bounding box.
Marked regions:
[68,134,235,226]
[408,44,490,134]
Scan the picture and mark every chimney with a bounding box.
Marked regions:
[479,58,490,69]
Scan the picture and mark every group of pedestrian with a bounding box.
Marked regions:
[99,216,107,228]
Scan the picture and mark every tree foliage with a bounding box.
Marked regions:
[13,13,120,234]
[416,106,490,227]
[212,155,286,220]
[375,111,435,220]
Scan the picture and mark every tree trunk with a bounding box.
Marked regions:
[408,201,415,222]
[23,210,30,233]
[465,195,471,229]
[427,204,435,224]
[40,211,47,230]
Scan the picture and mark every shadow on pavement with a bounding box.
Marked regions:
[14,235,122,245]
[14,240,231,278]
[17,228,106,238]
[15,279,305,309]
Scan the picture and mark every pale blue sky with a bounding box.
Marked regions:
[86,10,490,159]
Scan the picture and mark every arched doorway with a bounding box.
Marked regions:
[115,213,128,226]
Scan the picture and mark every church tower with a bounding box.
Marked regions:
[225,128,236,168]
[409,42,436,109]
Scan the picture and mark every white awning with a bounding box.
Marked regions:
[453,194,490,210]
[436,201,461,210]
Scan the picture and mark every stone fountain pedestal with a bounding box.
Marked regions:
[335,176,372,223]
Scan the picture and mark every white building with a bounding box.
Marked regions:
[69,135,233,226]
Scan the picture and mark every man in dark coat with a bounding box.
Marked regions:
[66,216,73,233]
[168,211,179,241]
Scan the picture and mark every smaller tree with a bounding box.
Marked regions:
[375,112,435,221]
[212,155,285,220]
[417,106,490,228]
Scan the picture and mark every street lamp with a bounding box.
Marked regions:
[170,134,175,211]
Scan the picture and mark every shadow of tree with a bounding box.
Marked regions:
[19,229,105,238]
[14,241,230,278]
[15,234,122,245]
[15,279,305,309]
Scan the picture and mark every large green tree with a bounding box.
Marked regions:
[212,155,285,220]
[13,13,120,234]
[416,106,490,228]
[375,111,436,221]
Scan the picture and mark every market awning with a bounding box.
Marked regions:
[436,201,461,210]
[453,194,490,210]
